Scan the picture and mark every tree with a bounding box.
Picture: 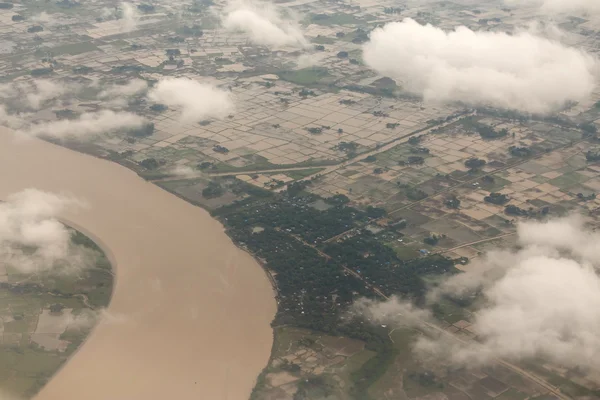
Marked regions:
[366,206,386,219]
[424,235,440,246]
[140,158,160,170]
[50,304,65,313]
[407,156,425,165]
[314,45,325,51]
[363,155,376,163]
[150,104,167,112]
[509,146,532,157]
[27,25,43,33]
[505,204,527,216]
[182,24,203,37]
[476,125,507,140]
[137,3,155,12]
[405,187,427,201]
[11,15,24,21]
[484,192,509,205]
[464,157,486,169]
[213,145,229,154]
[586,150,600,162]
[408,135,424,145]
[202,181,224,198]
[128,123,154,138]
[326,194,350,206]
[580,122,598,135]
[445,195,460,209]
[31,67,53,76]
[337,51,349,58]
[197,161,214,170]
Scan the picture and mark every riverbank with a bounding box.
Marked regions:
[0,129,276,400]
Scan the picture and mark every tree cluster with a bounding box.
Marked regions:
[484,192,509,205]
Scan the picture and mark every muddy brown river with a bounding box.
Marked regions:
[0,129,276,400]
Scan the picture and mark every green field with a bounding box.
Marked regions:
[278,67,331,86]
[0,228,113,399]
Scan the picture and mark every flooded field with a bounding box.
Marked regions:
[0,129,276,400]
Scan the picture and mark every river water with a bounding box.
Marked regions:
[0,129,276,400]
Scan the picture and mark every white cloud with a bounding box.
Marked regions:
[0,189,97,274]
[120,2,139,32]
[27,80,71,109]
[0,106,30,130]
[98,79,148,100]
[363,18,597,114]
[351,296,431,325]
[296,52,327,68]
[419,215,600,370]
[26,110,146,139]
[170,165,197,178]
[0,79,78,110]
[222,0,308,48]
[147,77,234,123]
[355,215,600,371]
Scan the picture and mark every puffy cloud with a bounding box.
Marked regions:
[26,110,146,139]
[98,79,148,100]
[0,79,78,110]
[27,80,71,109]
[170,165,197,178]
[351,296,431,325]
[0,189,98,274]
[0,106,30,130]
[147,77,234,123]
[355,215,600,371]
[0,80,145,138]
[363,18,597,114]
[120,2,139,32]
[296,52,327,68]
[222,0,308,48]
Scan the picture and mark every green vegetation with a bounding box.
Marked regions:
[278,68,330,86]
[485,192,510,205]
[49,42,98,56]
[309,13,361,25]
[30,68,53,77]
[284,168,324,180]
[465,157,486,170]
[127,123,155,138]
[202,181,224,198]
[0,229,112,399]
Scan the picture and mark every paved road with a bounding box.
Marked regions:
[435,232,517,255]
[273,112,476,193]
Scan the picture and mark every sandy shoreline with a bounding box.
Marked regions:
[0,129,276,400]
